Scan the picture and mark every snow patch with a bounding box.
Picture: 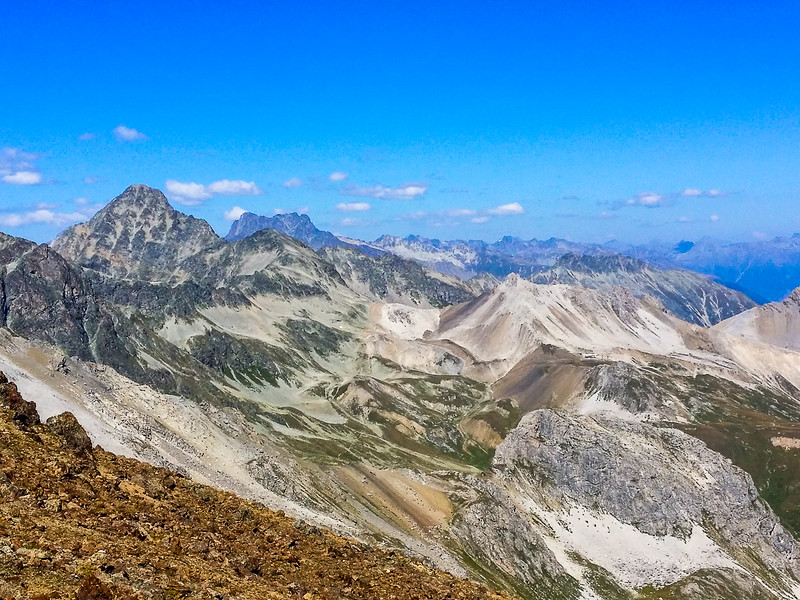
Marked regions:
[531,502,741,589]
[373,303,440,340]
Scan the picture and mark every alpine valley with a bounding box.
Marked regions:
[3,184,800,599]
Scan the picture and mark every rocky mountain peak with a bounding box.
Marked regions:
[225,211,346,250]
[109,183,172,211]
[51,185,222,281]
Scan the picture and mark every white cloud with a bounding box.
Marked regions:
[166,179,263,205]
[78,132,95,141]
[84,176,105,184]
[2,171,42,185]
[283,177,303,188]
[681,188,727,198]
[342,182,428,200]
[113,125,147,141]
[336,202,371,212]
[0,147,37,174]
[0,208,91,228]
[329,171,348,182]
[446,208,477,217]
[74,197,90,206]
[224,206,247,221]
[398,210,428,221]
[207,179,261,195]
[171,197,205,207]
[678,216,693,222]
[637,192,664,206]
[710,214,720,222]
[340,217,365,226]
[471,216,490,224]
[166,180,211,200]
[487,202,525,215]
[0,148,44,185]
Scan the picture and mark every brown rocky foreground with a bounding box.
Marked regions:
[0,372,517,600]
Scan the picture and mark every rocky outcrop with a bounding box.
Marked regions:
[0,372,39,428]
[46,411,93,456]
[451,480,579,598]
[494,410,799,575]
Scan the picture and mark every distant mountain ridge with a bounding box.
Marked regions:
[220,208,800,305]
[612,235,800,302]
[531,253,756,326]
[225,209,754,324]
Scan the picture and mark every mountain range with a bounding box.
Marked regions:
[226,209,756,326]
[1,184,800,598]
[227,209,800,305]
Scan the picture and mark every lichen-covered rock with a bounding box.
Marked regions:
[46,411,93,456]
[0,372,39,428]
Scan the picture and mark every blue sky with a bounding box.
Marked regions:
[2,1,800,244]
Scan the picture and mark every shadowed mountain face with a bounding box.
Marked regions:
[1,184,799,599]
[319,245,476,308]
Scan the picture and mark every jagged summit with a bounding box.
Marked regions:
[109,183,173,211]
[225,211,347,250]
[51,184,222,281]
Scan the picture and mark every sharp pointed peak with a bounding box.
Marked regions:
[106,184,173,212]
